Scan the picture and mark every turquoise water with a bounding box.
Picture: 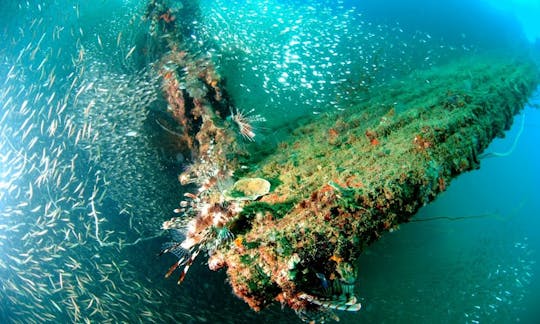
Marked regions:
[0,0,539,323]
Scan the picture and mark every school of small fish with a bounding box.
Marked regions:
[194,0,467,122]
[0,1,214,322]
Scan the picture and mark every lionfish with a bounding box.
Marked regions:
[160,195,241,284]
[229,107,266,141]
[295,271,362,322]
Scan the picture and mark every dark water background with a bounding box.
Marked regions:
[0,0,539,323]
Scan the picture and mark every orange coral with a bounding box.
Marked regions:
[234,236,244,249]
[330,254,343,263]
[159,11,175,24]
[365,129,378,145]
[413,134,432,150]
[327,128,339,145]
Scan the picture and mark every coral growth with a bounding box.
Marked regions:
[210,55,539,321]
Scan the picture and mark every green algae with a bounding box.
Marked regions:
[218,53,540,312]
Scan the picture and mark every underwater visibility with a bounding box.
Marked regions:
[1,0,540,323]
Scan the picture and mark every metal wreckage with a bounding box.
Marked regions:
[143,0,540,322]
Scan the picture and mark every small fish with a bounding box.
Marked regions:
[78,46,85,63]
[125,45,136,60]
[37,56,48,71]
[20,99,28,112]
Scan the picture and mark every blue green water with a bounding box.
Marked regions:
[353,104,540,323]
[0,0,539,323]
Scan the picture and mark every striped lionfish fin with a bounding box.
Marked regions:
[164,253,191,279]
[298,293,362,312]
[160,242,191,279]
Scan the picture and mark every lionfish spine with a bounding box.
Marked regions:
[165,252,190,279]
[177,249,201,285]
[165,260,182,279]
